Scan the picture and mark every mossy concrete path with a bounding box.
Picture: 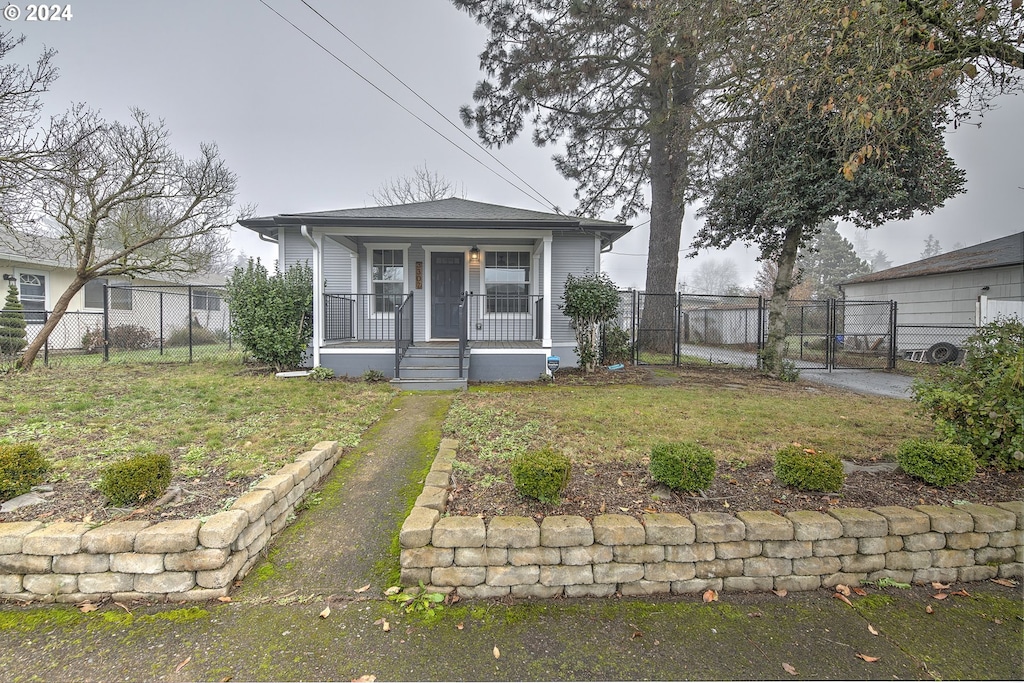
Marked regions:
[0,388,1021,681]
[240,391,451,599]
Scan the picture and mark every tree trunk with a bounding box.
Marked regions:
[17,276,90,371]
[765,224,805,376]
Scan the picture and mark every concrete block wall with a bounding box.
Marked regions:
[0,441,339,603]
[400,440,1024,598]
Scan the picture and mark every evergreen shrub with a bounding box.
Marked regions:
[0,284,28,357]
[97,454,172,507]
[649,442,716,492]
[896,439,976,487]
[510,447,571,503]
[774,445,844,492]
[0,443,50,501]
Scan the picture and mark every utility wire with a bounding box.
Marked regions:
[256,0,555,212]
[297,0,561,213]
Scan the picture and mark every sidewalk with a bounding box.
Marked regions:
[0,391,1021,681]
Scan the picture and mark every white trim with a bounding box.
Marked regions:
[300,225,322,369]
[320,347,394,355]
[365,244,410,317]
[469,347,550,355]
[542,236,552,348]
[480,246,534,320]
[14,268,49,313]
[422,246,469,341]
[322,227,553,241]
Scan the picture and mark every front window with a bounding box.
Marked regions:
[485,251,531,313]
[372,249,405,313]
[192,288,221,311]
[18,273,46,323]
[83,279,132,310]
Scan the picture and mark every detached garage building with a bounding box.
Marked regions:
[841,231,1024,325]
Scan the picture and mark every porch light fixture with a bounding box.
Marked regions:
[469,245,480,262]
[2,274,14,281]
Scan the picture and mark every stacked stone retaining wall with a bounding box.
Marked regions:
[401,440,1023,598]
[0,441,339,603]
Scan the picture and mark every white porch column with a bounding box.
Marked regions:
[301,225,322,368]
[542,235,552,348]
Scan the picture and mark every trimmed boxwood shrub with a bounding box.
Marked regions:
[896,439,976,487]
[97,454,172,507]
[510,447,571,503]
[0,443,50,501]
[649,442,716,492]
[774,445,845,492]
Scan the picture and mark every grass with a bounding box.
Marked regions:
[445,372,933,465]
[38,343,239,368]
[0,359,396,482]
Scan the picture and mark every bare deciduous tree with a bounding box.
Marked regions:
[8,106,242,370]
[687,259,740,295]
[371,163,465,205]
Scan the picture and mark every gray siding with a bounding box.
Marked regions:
[323,237,353,292]
[281,229,313,271]
[470,352,546,381]
[844,265,1023,325]
[550,232,601,349]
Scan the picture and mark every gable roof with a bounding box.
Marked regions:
[238,197,632,242]
[843,231,1024,285]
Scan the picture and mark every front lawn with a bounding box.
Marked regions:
[0,361,395,522]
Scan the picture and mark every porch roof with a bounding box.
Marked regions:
[238,198,632,244]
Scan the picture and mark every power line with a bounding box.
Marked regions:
[256,0,556,212]
[297,0,561,213]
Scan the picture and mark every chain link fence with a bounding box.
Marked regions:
[2,284,237,367]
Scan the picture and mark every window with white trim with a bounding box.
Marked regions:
[192,288,221,311]
[83,279,133,310]
[18,273,46,323]
[371,248,405,314]
[485,250,531,313]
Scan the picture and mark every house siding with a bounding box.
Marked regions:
[550,232,602,366]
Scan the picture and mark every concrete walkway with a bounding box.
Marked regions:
[800,369,915,399]
[0,389,1021,681]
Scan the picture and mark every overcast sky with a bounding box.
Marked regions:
[12,0,1023,290]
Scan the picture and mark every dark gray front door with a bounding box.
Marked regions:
[431,252,464,338]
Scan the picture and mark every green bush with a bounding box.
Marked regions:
[0,443,50,501]
[97,454,172,507]
[774,445,845,492]
[560,272,621,373]
[308,366,334,381]
[225,258,313,372]
[601,325,632,365]
[165,322,224,347]
[510,447,571,503]
[912,319,1024,470]
[649,442,716,492]
[0,284,27,357]
[896,439,976,487]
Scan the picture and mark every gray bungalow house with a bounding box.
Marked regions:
[238,198,632,388]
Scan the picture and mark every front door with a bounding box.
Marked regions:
[431,252,464,338]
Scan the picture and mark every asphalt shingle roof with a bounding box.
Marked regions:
[843,231,1023,285]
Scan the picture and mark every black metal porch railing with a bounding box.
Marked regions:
[464,293,544,342]
[394,292,413,378]
[458,291,468,379]
[324,293,406,342]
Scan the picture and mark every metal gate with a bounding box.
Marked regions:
[604,293,897,371]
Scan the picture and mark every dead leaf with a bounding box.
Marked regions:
[354,584,371,593]
[351,677,376,682]
[383,586,401,596]
[456,623,464,630]
[493,646,501,659]
[382,620,390,632]
[772,589,788,598]
[833,592,853,607]
[114,602,132,614]
[855,653,880,663]
[931,581,951,590]
[617,477,624,486]
[702,589,719,603]
[599,502,606,513]
[933,593,948,600]
[950,589,970,597]
[925,604,934,614]
[782,662,797,676]
[991,578,1017,587]
[835,584,851,596]
[747,612,763,618]
[217,596,232,603]
[174,656,192,673]
[78,602,99,613]
[868,624,879,636]
[618,507,630,512]
[219,677,232,682]
[319,605,331,619]
[852,587,867,596]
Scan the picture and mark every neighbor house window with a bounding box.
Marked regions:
[371,248,405,314]
[192,288,221,311]
[485,251,531,313]
[84,278,132,310]
[18,272,46,323]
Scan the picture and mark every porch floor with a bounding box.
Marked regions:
[322,340,543,350]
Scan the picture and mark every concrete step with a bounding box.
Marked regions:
[403,345,466,357]
[389,377,468,391]
[400,354,469,368]
[398,365,467,379]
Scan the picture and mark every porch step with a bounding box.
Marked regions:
[392,343,470,390]
[390,377,468,391]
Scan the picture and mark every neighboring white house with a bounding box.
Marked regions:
[841,231,1024,325]
[0,232,228,350]
[238,198,633,386]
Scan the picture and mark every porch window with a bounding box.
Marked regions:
[371,248,405,314]
[485,251,531,313]
[18,273,46,323]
